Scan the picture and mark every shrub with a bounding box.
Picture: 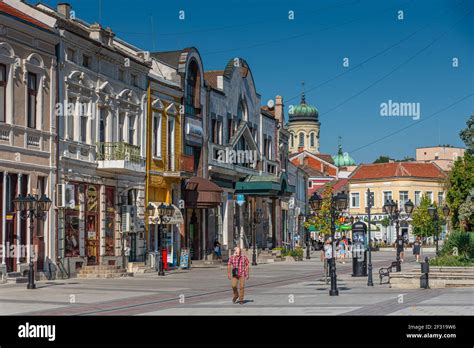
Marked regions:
[429,254,474,267]
[291,247,304,259]
[441,230,474,258]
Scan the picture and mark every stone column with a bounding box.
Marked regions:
[16,173,22,266]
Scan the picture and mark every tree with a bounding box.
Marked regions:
[411,194,442,238]
[459,114,473,154]
[373,155,391,164]
[458,188,474,232]
[445,152,474,229]
[305,185,333,236]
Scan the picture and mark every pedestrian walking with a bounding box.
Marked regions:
[214,240,222,260]
[323,239,332,283]
[227,247,250,304]
[413,236,421,262]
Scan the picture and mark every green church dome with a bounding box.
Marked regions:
[289,91,319,122]
[332,144,355,167]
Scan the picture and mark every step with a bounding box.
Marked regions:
[7,277,28,284]
[7,272,22,278]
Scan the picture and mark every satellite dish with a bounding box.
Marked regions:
[267,99,275,108]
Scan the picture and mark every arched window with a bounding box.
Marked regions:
[299,132,304,147]
[310,132,315,147]
[185,60,201,116]
[290,133,294,147]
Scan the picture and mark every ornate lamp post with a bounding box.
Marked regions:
[252,208,263,266]
[310,191,348,296]
[13,194,52,289]
[428,204,450,256]
[303,214,311,260]
[146,202,174,276]
[383,199,414,272]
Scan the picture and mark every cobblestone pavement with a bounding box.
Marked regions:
[0,250,472,316]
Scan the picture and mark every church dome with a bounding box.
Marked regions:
[289,91,319,122]
[332,144,355,167]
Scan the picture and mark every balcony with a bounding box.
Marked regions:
[96,142,145,174]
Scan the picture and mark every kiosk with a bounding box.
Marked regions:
[351,221,367,277]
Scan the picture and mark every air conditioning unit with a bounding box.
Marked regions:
[121,205,137,233]
[57,184,75,208]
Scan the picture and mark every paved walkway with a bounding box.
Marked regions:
[0,250,472,316]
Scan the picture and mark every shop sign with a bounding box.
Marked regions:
[236,194,245,206]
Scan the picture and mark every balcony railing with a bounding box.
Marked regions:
[96,142,141,164]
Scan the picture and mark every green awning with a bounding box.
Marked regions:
[235,172,295,197]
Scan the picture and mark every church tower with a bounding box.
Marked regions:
[287,83,321,154]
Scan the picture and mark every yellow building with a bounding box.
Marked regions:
[348,162,447,243]
[145,58,184,266]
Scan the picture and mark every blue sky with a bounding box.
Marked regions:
[40,0,473,163]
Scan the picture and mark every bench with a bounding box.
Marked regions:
[379,261,399,284]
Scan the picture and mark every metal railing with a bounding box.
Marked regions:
[96,142,141,164]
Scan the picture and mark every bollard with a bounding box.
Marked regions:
[420,256,430,289]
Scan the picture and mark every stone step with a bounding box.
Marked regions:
[77,272,133,279]
[7,272,22,278]
[81,265,122,271]
[7,277,28,283]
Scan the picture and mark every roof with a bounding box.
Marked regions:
[151,50,183,67]
[0,2,51,30]
[299,164,324,177]
[349,162,447,181]
[315,178,348,194]
[261,106,275,118]
[204,70,223,90]
[289,151,335,165]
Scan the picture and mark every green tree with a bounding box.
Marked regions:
[411,194,442,238]
[373,155,391,164]
[445,152,474,229]
[459,114,473,154]
[305,185,333,236]
[458,188,474,231]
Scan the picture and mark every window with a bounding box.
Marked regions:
[118,69,125,82]
[0,64,6,123]
[290,133,294,147]
[310,132,315,147]
[152,112,162,157]
[227,117,233,141]
[383,191,392,205]
[128,115,135,145]
[415,191,421,206]
[80,115,87,143]
[67,97,75,140]
[27,73,37,128]
[99,108,106,143]
[67,48,76,63]
[118,113,125,142]
[131,74,138,87]
[308,181,313,188]
[299,132,304,147]
[351,192,360,208]
[438,192,444,205]
[426,191,433,203]
[82,54,91,68]
[267,139,272,160]
[399,191,409,207]
[167,117,175,171]
[185,61,200,116]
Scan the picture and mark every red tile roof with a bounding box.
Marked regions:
[204,70,223,90]
[0,2,51,30]
[261,105,275,118]
[350,162,446,181]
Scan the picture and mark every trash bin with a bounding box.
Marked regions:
[351,221,368,277]
[162,248,168,271]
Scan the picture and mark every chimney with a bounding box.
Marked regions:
[57,3,71,19]
[275,95,284,125]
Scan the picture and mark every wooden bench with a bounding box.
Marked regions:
[379,261,399,284]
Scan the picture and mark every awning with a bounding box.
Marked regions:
[184,177,223,208]
[235,172,295,197]
[148,202,184,225]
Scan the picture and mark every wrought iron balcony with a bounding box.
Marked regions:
[96,142,145,173]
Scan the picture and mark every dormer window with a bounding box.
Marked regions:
[67,48,76,63]
[131,74,138,87]
[118,69,125,82]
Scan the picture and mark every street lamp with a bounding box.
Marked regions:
[310,191,348,296]
[428,204,450,256]
[252,208,263,266]
[303,214,312,260]
[383,198,414,272]
[146,202,174,276]
[12,193,52,289]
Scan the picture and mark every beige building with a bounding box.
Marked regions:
[0,1,59,276]
[416,146,465,171]
[348,162,447,243]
